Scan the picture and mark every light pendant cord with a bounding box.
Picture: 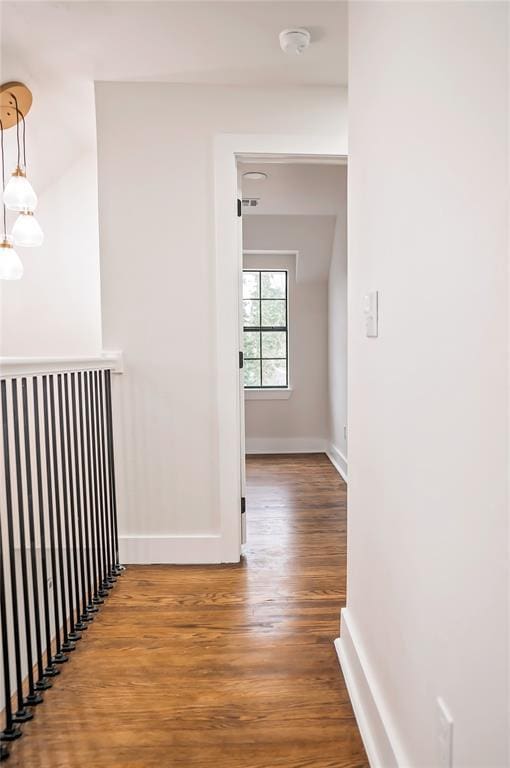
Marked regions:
[14,104,27,171]
[11,93,21,170]
[21,111,26,170]
[0,120,6,236]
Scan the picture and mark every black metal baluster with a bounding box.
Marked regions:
[11,379,43,707]
[91,371,107,600]
[84,372,101,608]
[49,376,75,655]
[0,744,9,762]
[63,374,86,633]
[1,380,32,724]
[103,372,116,578]
[56,375,81,644]
[94,371,109,594]
[103,370,117,580]
[105,370,123,575]
[21,378,51,693]
[42,376,68,665]
[77,372,94,621]
[83,371,99,613]
[33,378,60,677]
[69,373,89,630]
[0,450,22,742]
[98,370,114,588]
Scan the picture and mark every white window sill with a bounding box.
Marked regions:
[244,388,293,401]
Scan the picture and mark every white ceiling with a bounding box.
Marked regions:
[0,1,348,193]
[239,162,346,216]
[2,2,348,86]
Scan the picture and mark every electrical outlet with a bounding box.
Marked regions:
[437,697,453,768]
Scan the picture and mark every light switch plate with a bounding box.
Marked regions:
[364,291,378,337]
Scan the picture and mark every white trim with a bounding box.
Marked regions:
[0,351,124,378]
[245,388,293,400]
[245,437,328,454]
[243,249,297,256]
[243,249,307,286]
[335,608,409,768]
[240,153,347,166]
[327,443,348,483]
[214,133,347,564]
[119,534,222,565]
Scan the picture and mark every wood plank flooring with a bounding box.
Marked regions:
[5,453,367,768]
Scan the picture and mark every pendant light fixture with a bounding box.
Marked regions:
[0,81,42,279]
[11,211,44,247]
[0,121,22,280]
[3,169,37,212]
[0,235,23,281]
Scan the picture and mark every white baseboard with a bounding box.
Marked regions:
[245,437,328,454]
[119,534,222,564]
[335,608,407,768]
[327,442,348,482]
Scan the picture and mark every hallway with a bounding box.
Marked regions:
[6,454,366,768]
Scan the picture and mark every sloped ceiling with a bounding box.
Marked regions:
[241,163,346,282]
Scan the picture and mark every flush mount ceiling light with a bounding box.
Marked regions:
[242,171,268,181]
[279,28,311,55]
[0,81,43,280]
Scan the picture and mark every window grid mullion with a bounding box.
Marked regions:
[243,269,288,389]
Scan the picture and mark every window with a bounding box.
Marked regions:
[242,270,288,388]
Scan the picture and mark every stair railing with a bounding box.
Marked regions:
[0,356,123,760]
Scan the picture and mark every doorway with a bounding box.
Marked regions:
[213,135,347,562]
[237,156,347,550]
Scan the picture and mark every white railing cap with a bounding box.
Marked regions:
[0,351,124,378]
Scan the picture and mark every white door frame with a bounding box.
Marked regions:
[213,133,348,563]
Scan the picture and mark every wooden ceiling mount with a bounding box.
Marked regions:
[0,82,33,130]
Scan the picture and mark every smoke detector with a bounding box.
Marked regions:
[279,28,311,55]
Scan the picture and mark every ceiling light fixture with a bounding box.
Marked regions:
[0,81,42,280]
[279,28,311,55]
[242,172,268,181]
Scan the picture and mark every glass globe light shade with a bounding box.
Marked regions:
[3,168,38,212]
[12,211,44,247]
[0,236,23,280]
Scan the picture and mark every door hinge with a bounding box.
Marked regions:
[237,198,242,217]
[239,350,244,369]
[241,496,246,514]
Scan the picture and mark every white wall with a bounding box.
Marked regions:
[243,251,329,453]
[0,31,102,358]
[342,3,508,767]
[95,83,347,562]
[0,151,102,356]
[243,214,336,283]
[327,166,348,476]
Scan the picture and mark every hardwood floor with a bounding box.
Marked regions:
[5,454,367,768]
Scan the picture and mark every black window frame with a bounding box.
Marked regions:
[242,269,289,389]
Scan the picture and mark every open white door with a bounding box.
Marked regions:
[237,193,247,545]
